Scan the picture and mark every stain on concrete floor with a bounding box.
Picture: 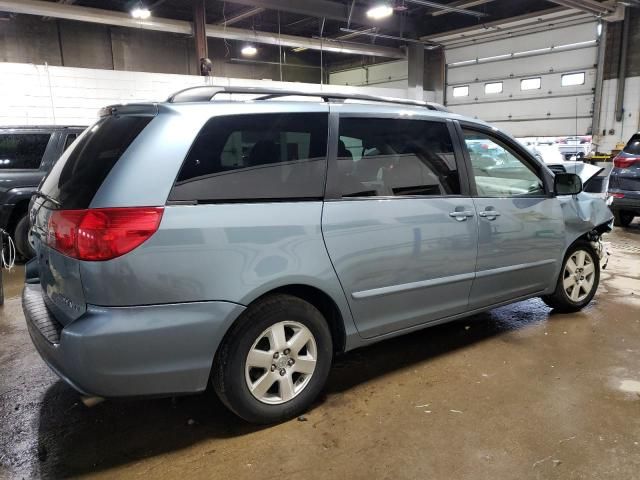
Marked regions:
[1,225,640,479]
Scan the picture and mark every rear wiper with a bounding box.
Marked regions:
[33,191,61,208]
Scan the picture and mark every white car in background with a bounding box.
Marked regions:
[518,137,565,164]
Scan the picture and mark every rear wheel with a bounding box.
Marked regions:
[14,214,34,260]
[541,241,599,312]
[613,210,634,227]
[212,294,333,424]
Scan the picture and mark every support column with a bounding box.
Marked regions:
[193,0,208,75]
[407,43,425,101]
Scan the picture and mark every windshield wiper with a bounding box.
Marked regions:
[33,191,62,208]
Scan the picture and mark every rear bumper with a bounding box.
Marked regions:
[609,193,640,213]
[23,282,245,397]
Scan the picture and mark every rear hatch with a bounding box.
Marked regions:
[610,133,640,193]
[30,112,154,325]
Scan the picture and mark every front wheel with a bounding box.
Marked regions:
[212,294,333,424]
[541,241,600,312]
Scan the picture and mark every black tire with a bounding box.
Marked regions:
[212,294,333,424]
[14,214,34,260]
[613,210,634,227]
[541,241,600,313]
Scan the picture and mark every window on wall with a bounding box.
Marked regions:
[485,82,503,94]
[170,113,328,202]
[463,129,544,197]
[336,118,461,198]
[452,85,469,97]
[521,77,541,90]
[561,72,585,87]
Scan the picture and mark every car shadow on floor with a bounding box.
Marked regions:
[35,299,550,478]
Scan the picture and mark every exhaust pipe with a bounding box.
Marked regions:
[80,395,105,408]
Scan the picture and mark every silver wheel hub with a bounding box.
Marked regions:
[562,249,595,302]
[245,321,317,405]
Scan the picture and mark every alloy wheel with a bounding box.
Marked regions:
[562,249,596,302]
[245,321,317,405]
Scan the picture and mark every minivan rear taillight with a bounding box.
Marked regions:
[613,155,640,168]
[46,207,164,261]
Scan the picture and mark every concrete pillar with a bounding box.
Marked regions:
[407,43,425,101]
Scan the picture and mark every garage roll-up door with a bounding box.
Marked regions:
[441,14,598,137]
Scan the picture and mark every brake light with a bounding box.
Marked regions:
[608,192,625,199]
[613,155,640,168]
[46,207,164,261]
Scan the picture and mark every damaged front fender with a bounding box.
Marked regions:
[558,191,614,266]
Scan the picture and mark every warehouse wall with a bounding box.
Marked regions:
[0,62,412,126]
[594,9,640,153]
[0,15,318,82]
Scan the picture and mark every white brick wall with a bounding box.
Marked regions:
[0,62,417,127]
[595,77,640,153]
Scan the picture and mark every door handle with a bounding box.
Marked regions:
[449,210,475,221]
[479,210,501,220]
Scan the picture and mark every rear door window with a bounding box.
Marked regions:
[40,116,152,209]
[169,113,328,202]
[0,133,51,169]
[336,118,461,197]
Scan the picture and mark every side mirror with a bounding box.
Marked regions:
[554,172,582,195]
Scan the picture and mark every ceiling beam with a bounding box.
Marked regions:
[404,0,488,17]
[216,6,264,26]
[430,0,496,16]
[224,0,415,32]
[546,0,615,15]
[0,0,405,58]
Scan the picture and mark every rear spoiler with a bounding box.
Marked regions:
[98,103,159,118]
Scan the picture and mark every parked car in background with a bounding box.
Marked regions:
[609,132,640,226]
[22,87,613,424]
[518,137,564,164]
[0,125,85,258]
[557,136,591,160]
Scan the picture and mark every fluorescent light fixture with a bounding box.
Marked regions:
[597,22,603,37]
[452,85,469,97]
[241,45,258,56]
[131,7,151,19]
[366,4,393,19]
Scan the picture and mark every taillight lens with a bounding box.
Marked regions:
[608,192,625,199]
[46,207,164,261]
[613,155,640,168]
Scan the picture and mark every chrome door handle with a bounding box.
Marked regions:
[449,210,474,221]
[479,210,501,219]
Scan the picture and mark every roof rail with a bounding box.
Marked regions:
[166,86,449,112]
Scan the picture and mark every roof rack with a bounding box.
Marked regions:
[166,86,449,112]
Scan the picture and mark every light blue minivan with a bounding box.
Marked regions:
[23,87,613,423]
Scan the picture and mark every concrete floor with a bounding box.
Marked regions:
[1,225,640,480]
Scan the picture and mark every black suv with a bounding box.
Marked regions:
[0,125,85,258]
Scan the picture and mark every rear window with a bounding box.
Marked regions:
[0,133,51,169]
[624,134,640,155]
[169,113,328,202]
[40,116,152,209]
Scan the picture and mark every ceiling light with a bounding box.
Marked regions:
[241,45,258,56]
[366,4,393,20]
[131,7,151,19]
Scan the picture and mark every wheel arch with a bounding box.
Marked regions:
[249,284,347,354]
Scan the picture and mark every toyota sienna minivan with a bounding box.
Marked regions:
[23,87,613,424]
